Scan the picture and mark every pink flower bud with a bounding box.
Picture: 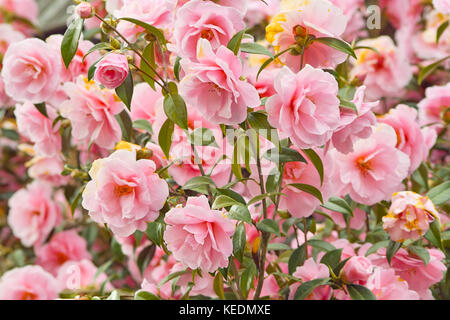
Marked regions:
[76,2,94,19]
[94,53,129,89]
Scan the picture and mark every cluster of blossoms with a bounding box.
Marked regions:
[0,0,449,301]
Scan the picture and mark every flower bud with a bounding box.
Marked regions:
[75,2,94,19]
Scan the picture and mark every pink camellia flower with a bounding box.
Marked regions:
[325,207,366,230]
[265,0,348,71]
[35,230,91,275]
[82,149,169,237]
[0,0,39,36]
[0,266,59,300]
[114,0,174,42]
[329,0,366,42]
[0,23,25,56]
[331,86,378,154]
[171,263,216,297]
[331,123,410,206]
[366,268,420,300]
[180,39,260,125]
[46,35,100,83]
[14,102,61,157]
[173,0,245,60]
[7,181,62,248]
[94,53,129,89]
[266,65,340,149]
[27,156,69,186]
[342,256,373,284]
[289,258,332,300]
[383,191,440,242]
[1,38,61,103]
[164,196,235,273]
[278,147,335,218]
[57,259,111,291]
[434,0,450,13]
[379,105,429,173]
[0,77,12,107]
[351,36,413,100]
[130,83,162,123]
[418,83,450,128]
[60,76,124,149]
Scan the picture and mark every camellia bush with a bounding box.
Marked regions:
[0,0,449,301]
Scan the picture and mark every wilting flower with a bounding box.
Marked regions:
[383,191,440,242]
[164,196,235,272]
[82,149,169,237]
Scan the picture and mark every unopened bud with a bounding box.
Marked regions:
[75,2,94,19]
[137,148,154,160]
[110,37,121,50]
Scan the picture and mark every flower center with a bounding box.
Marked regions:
[356,156,372,173]
[56,251,69,265]
[200,29,214,41]
[114,185,134,196]
[21,291,38,300]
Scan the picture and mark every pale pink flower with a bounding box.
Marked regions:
[383,191,440,242]
[0,23,25,56]
[130,83,162,123]
[351,36,413,100]
[35,230,91,275]
[331,123,410,206]
[57,259,111,291]
[82,149,169,237]
[172,263,216,297]
[173,0,245,60]
[366,268,420,300]
[27,156,69,186]
[278,147,335,218]
[266,0,348,71]
[289,258,332,300]
[164,196,235,272]
[331,86,378,154]
[0,77,12,107]
[434,0,450,14]
[94,53,129,89]
[0,0,38,35]
[379,105,430,173]
[379,0,423,29]
[180,39,260,125]
[418,83,450,128]
[325,207,367,230]
[1,38,61,103]
[114,0,174,42]
[246,0,280,27]
[60,76,124,149]
[266,65,340,149]
[7,181,62,248]
[14,102,61,157]
[46,35,100,83]
[0,266,59,300]
[342,256,373,284]
[329,0,366,41]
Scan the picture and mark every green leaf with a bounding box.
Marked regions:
[436,20,449,44]
[314,37,356,59]
[293,278,330,300]
[188,128,218,147]
[288,184,324,204]
[257,219,281,236]
[163,92,188,130]
[120,17,167,47]
[240,42,274,58]
[216,188,246,205]
[263,147,307,163]
[158,119,174,158]
[106,290,121,300]
[137,245,156,275]
[339,97,358,113]
[347,284,376,300]
[182,176,216,192]
[323,197,353,217]
[228,205,253,225]
[302,149,324,186]
[247,111,272,131]
[429,219,443,250]
[227,29,246,55]
[34,102,48,118]
[233,223,246,262]
[408,245,430,265]
[173,56,182,82]
[115,69,134,110]
[320,249,343,271]
[133,119,153,134]
[248,192,284,206]
[212,195,243,210]
[158,269,188,288]
[240,262,256,299]
[146,221,165,247]
[411,163,429,190]
[70,186,85,217]
[213,273,225,300]
[308,240,336,252]
[141,42,156,90]
[386,240,402,265]
[268,243,292,251]
[365,240,390,257]
[418,55,450,85]
[288,244,307,274]
[116,109,133,142]
[134,291,160,300]
[61,17,84,69]
[256,46,292,80]
[427,181,450,205]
